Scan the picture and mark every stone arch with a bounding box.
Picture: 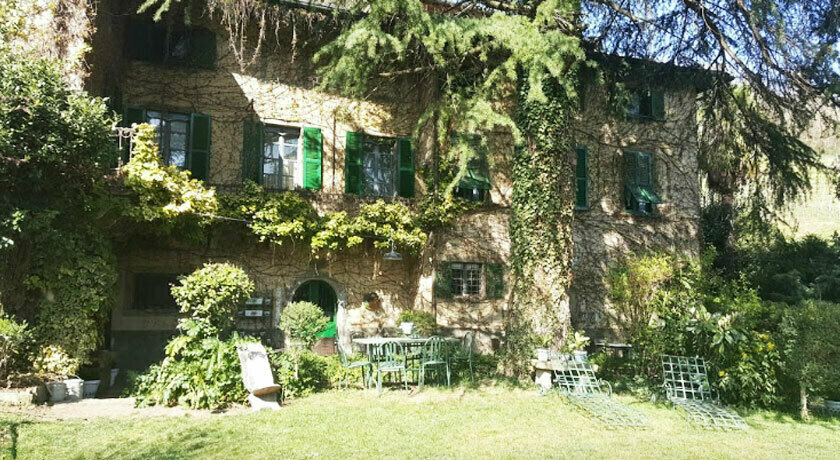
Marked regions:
[284,276,349,351]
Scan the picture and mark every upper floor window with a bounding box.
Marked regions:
[132,273,181,312]
[624,150,662,215]
[121,106,211,181]
[627,89,665,121]
[435,262,505,300]
[345,132,414,198]
[124,18,217,69]
[574,146,589,210]
[452,134,491,203]
[241,121,322,190]
[263,126,301,190]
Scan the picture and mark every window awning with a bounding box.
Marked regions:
[316,320,336,338]
[459,168,492,190]
[627,184,663,204]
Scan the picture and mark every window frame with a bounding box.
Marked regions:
[261,124,303,190]
[574,146,589,211]
[452,134,492,203]
[450,262,484,298]
[145,110,192,170]
[626,88,665,121]
[623,150,663,216]
[361,135,398,198]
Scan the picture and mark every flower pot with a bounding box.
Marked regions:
[83,380,101,398]
[536,348,550,361]
[399,322,414,336]
[110,368,119,386]
[64,377,84,400]
[45,381,67,403]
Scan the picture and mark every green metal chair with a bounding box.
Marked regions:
[371,340,408,395]
[419,336,450,390]
[336,339,372,390]
[448,331,475,382]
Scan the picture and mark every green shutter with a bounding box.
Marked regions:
[637,152,652,187]
[397,138,415,198]
[189,113,211,181]
[485,263,505,299]
[122,106,145,164]
[190,28,217,69]
[302,127,323,190]
[242,120,264,184]
[574,146,588,210]
[435,263,453,299]
[345,132,364,195]
[651,89,665,120]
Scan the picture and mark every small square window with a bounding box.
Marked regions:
[451,263,482,296]
[132,273,180,311]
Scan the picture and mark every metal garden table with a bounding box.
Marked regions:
[353,336,460,384]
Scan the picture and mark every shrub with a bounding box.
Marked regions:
[31,345,79,378]
[171,263,254,332]
[398,310,437,336]
[269,349,333,399]
[780,300,840,414]
[132,264,255,409]
[0,315,30,379]
[279,301,329,348]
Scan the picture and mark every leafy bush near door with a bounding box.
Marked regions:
[398,310,437,336]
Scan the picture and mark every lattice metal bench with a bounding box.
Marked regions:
[552,359,648,429]
[661,354,748,430]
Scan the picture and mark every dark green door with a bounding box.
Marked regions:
[293,280,337,338]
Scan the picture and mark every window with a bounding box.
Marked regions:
[574,146,588,210]
[147,111,190,169]
[132,273,180,311]
[345,132,414,198]
[363,136,397,197]
[452,134,491,202]
[435,262,505,300]
[451,263,482,296]
[122,107,211,181]
[124,18,217,69]
[627,88,665,121]
[242,122,322,190]
[624,151,663,215]
[263,126,300,190]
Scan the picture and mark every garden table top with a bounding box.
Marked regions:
[352,336,460,346]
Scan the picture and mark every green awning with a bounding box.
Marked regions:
[459,167,492,190]
[627,184,663,204]
[316,320,336,338]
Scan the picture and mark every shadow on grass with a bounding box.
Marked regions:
[0,417,33,460]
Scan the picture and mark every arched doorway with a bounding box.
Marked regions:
[292,280,338,354]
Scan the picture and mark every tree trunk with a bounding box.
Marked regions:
[502,79,576,376]
[800,383,810,420]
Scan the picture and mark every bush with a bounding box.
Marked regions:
[279,301,329,348]
[781,301,840,408]
[0,314,30,379]
[171,263,254,332]
[398,310,437,336]
[132,264,255,409]
[269,349,334,399]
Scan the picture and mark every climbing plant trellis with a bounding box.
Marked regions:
[661,355,748,430]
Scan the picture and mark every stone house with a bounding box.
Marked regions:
[84,2,704,370]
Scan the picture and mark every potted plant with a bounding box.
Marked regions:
[567,330,591,363]
[398,310,436,336]
[535,334,553,362]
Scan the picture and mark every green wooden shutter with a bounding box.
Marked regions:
[189,113,211,181]
[190,28,217,69]
[435,263,453,299]
[302,127,323,190]
[122,106,145,164]
[484,263,505,299]
[397,138,415,198]
[242,120,264,184]
[574,146,588,209]
[638,152,652,187]
[651,89,665,121]
[345,132,364,195]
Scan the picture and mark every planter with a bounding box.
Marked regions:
[83,380,101,398]
[573,350,588,363]
[535,348,551,362]
[45,381,67,403]
[110,368,119,386]
[399,322,415,336]
[64,377,84,400]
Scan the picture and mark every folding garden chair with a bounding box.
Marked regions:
[336,339,372,390]
[419,336,451,390]
[448,331,475,382]
[371,340,409,395]
[552,358,648,429]
[661,354,748,430]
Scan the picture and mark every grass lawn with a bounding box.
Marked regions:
[4,386,840,459]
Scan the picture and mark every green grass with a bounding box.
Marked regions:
[4,387,840,460]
